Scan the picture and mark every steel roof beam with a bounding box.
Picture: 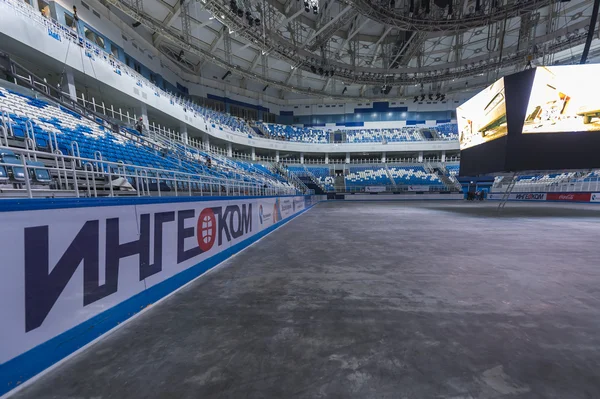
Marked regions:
[342,0,553,32]
[107,0,594,98]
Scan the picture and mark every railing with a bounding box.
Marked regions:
[0,146,299,199]
[493,177,600,193]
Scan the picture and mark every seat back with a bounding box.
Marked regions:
[27,161,52,183]
[2,155,25,181]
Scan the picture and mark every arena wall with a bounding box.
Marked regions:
[0,195,325,396]
[487,192,600,203]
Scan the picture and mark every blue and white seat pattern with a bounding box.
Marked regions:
[0,88,292,191]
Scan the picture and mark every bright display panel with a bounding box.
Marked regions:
[523,65,600,133]
[457,78,507,150]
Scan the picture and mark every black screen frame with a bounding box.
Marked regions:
[459,67,600,176]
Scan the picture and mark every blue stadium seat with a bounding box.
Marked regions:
[0,150,25,182]
[27,161,52,184]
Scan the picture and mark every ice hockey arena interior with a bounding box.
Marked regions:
[2,0,600,397]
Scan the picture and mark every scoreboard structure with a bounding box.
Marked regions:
[459,65,600,176]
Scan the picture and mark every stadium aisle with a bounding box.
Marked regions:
[13,202,600,399]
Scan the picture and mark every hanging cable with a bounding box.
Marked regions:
[581,0,600,64]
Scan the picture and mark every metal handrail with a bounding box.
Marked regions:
[0,145,299,198]
[70,141,81,167]
[83,162,97,197]
[24,119,37,161]
[0,108,11,147]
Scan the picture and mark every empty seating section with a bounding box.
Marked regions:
[345,165,440,188]
[346,166,392,187]
[515,173,577,186]
[286,165,306,175]
[346,128,423,143]
[286,165,334,191]
[0,88,293,193]
[491,170,600,193]
[262,124,328,143]
[388,166,441,185]
[434,123,459,140]
[446,164,460,177]
[261,124,458,144]
[201,109,253,136]
[307,167,335,191]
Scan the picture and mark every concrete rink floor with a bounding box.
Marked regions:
[12,201,600,399]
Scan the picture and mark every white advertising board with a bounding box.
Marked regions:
[487,193,547,201]
[0,195,322,395]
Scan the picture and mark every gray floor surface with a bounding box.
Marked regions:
[12,201,600,399]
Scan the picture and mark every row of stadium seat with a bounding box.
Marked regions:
[262,123,459,144]
[346,165,441,187]
[262,124,329,143]
[346,128,423,143]
[0,87,294,193]
[286,164,454,191]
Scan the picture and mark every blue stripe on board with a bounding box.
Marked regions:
[0,201,323,397]
[0,194,308,213]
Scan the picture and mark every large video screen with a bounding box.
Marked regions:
[459,66,600,176]
[523,65,600,133]
[457,78,507,149]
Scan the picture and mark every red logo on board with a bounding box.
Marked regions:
[197,208,216,251]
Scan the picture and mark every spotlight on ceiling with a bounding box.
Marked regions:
[132,21,142,28]
[420,94,425,101]
[342,87,347,94]
[310,65,317,73]
[318,67,324,75]
[177,50,185,61]
[413,96,419,102]
[428,94,434,101]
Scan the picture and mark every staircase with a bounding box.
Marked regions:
[334,175,346,192]
[297,175,325,194]
[302,165,327,194]
[384,164,397,189]
[430,162,462,191]
[250,125,265,137]
[272,162,312,194]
